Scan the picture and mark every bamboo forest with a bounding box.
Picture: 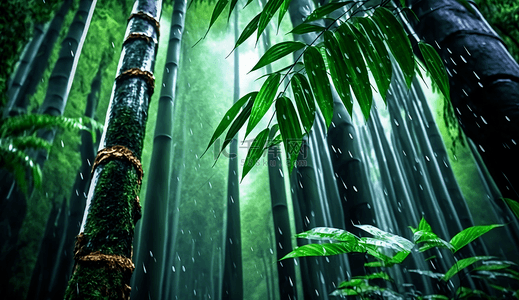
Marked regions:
[1,0,519,299]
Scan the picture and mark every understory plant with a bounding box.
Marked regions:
[0,114,99,194]
[281,217,519,299]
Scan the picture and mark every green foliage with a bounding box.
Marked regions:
[475,0,519,62]
[205,0,452,180]
[281,218,516,299]
[0,114,99,195]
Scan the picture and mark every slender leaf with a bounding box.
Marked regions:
[503,198,519,219]
[246,73,281,138]
[204,0,229,39]
[443,256,494,281]
[295,227,359,243]
[350,21,390,100]
[291,73,315,133]
[336,23,372,120]
[355,224,414,252]
[337,279,364,289]
[268,124,279,141]
[257,0,284,42]
[275,96,302,173]
[372,7,415,88]
[449,224,504,253]
[408,269,445,279]
[242,128,269,181]
[419,41,450,101]
[227,0,239,21]
[265,133,282,149]
[304,46,333,128]
[231,13,261,54]
[353,272,393,282]
[473,260,514,272]
[305,1,354,22]
[354,16,392,101]
[281,241,365,260]
[204,92,256,156]
[289,23,326,35]
[219,98,256,157]
[456,287,492,300]
[277,0,292,30]
[251,41,306,72]
[422,295,449,300]
[323,31,353,115]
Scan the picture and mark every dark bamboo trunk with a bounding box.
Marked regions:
[5,0,73,117]
[222,8,243,300]
[132,0,186,298]
[407,0,519,201]
[64,1,161,298]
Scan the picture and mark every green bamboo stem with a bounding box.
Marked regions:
[64,1,162,298]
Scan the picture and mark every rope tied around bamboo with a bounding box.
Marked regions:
[128,11,160,38]
[91,145,144,185]
[115,68,155,96]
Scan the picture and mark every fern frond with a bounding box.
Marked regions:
[0,144,42,195]
[0,136,52,152]
[0,114,102,138]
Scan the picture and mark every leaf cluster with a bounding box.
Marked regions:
[203,0,450,178]
[281,218,518,299]
[0,114,101,195]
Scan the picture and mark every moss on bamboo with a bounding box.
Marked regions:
[64,160,140,299]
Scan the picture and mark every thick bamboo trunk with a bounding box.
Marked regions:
[6,0,73,117]
[64,1,162,298]
[132,0,186,298]
[222,8,243,300]
[407,0,519,201]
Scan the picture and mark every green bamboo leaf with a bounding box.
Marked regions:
[336,23,372,120]
[250,41,306,73]
[443,256,494,281]
[0,114,92,137]
[337,279,364,289]
[289,23,326,35]
[503,198,519,219]
[268,124,279,140]
[331,285,400,298]
[256,62,303,81]
[372,7,415,88]
[7,136,52,151]
[277,0,292,30]
[203,92,257,156]
[323,31,353,115]
[219,98,256,157]
[418,42,450,101]
[355,224,414,252]
[227,0,239,21]
[408,269,445,279]
[350,20,390,101]
[295,227,359,243]
[246,73,281,138]
[473,260,515,272]
[204,0,229,39]
[449,224,504,253]
[354,16,392,101]
[304,1,354,22]
[291,73,316,133]
[456,287,492,300]
[281,241,365,260]
[257,0,284,42]
[242,128,269,181]
[275,96,302,173]
[304,46,333,128]
[421,295,449,300]
[353,272,393,282]
[230,13,261,55]
[265,133,282,150]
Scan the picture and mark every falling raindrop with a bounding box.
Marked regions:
[61,140,65,147]
[460,55,467,63]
